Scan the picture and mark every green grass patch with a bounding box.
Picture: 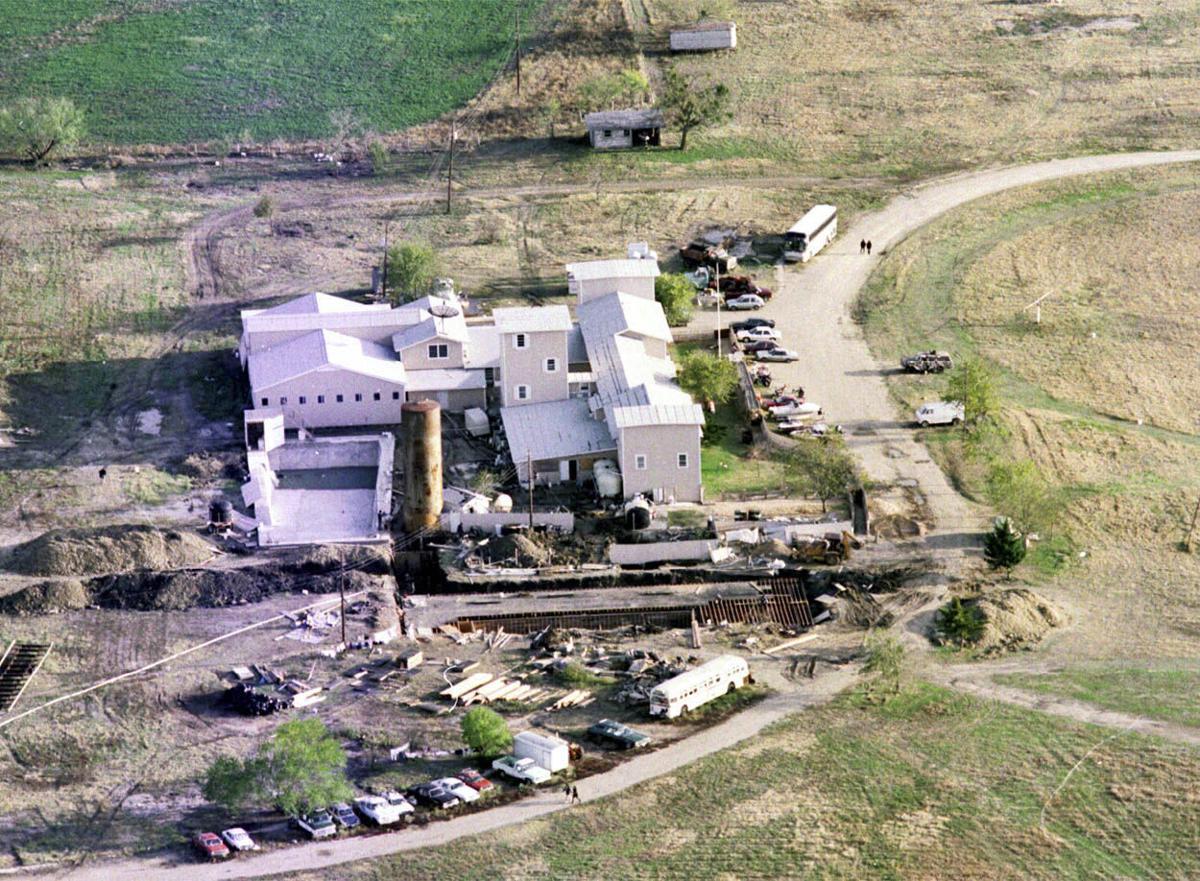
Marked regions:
[0,0,540,145]
[554,662,616,688]
[122,469,192,506]
[699,401,787,498]
[996,666,1200,729]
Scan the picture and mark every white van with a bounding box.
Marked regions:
[649,655,750,719]
[914,401,964,427]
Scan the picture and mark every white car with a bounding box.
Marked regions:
[354,794,406,826]
[381,790,417,816]
[433,777,480,803]
[220,827,258,852]
[755,347,799,362]
[492,755,552,785]
[769,401,822,420]
[724,294,765,311]
[914,400,964,427]
[735,326,781,343]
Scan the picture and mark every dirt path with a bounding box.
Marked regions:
[35,668,857,881]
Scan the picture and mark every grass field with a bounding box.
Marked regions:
[279,683,1200,881]
[997,666,1200,729]
[0,0,536,145]
[856,163,1200,659]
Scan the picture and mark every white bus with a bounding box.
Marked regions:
[649,655,750,719]
[783,204,837,263]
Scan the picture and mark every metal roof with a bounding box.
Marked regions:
[565,258,661,282]
[405,368,488,392]
[584,109,665,130]
[464,324,501,369]
[501,398,616,464]
[249,330,407,391]
[390,312,469,351]
[246,293,385,317]
[492,305,573,334]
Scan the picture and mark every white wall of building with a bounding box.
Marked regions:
[576,275,655,304]
[255,370,405,428]
[498,329,569,407]
[619,423,703,503]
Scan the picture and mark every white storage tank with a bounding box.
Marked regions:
[463,408,490,437]
[513,730,570,773]
[593,459,622,499]
[492,493,514,513]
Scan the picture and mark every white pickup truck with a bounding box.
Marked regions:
[914,401,964,427]
[492,755,551,785]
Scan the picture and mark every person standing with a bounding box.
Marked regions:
[866,240,873,255]
[859,239,866,254]
[572,785,581,804]
[563,783,573,803]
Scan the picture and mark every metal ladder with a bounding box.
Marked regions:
[0,641,53,713]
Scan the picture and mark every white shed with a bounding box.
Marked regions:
[513,730,571,772]
[670,21,737,52]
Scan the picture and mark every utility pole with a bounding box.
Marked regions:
[527,449,534,529]
[715,260,723,357]
[515,6,523,97]
[446,121,457,215]
[1186,496,1200,553]
[380,221,390,302]
[339,572,347,647]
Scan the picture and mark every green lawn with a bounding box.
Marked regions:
[0,0,538,144]
[700,398,787,499]
[997,666,1200,730]
[281,683,1200,881]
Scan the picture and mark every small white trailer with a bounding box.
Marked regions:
[513,730,571,772]
[670,21,737,52]
[649,655,750,719]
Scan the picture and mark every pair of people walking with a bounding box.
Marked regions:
[859,239,873,255]
[562,784,581,804]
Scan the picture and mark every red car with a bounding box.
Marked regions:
[192,831,231,861]
[455,768,494,792]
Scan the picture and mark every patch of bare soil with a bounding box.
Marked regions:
[4,525,216,577]
[964,588,1064,655]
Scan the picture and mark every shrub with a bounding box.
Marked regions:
[460,707,512,758]
[253,195,274,218]
[935,597,984,647]
[983,516,1026,572]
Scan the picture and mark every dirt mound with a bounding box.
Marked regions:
[482,533,553,567]
[871,514,927,540]
[90,567,376,611]
[968,588,1064,654]
[760,539,795,558]
[0,580,89,615]
[293,543,392,575]
[6,526,216,577]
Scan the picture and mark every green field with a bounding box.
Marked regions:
[0,0,536,145]
[279,684,1200,881]
[997,667,1200,730]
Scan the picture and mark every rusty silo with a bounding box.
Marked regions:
[402,400,443,533]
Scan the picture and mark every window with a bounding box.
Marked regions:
[298,396,306,405]
[428,343,448,359]
[544,357,557,373]
[280,396,288,405]
[602,129,612,138]
[677,453,689,469]
[635,454,647,470]
[373,392,381,401]
[317,395,325,404]
[516,385,530,401]
[392,391,401,400]
[336,394,344,403]
[260,397,268,407]
[354,393,363,402]
[579,382,590,393]
[514,333,527,349]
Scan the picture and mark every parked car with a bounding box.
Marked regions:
[455,768,495,792]
[354,795,406,826]
[779,421,842,438]
[294,810,337,839]
[407,781,462,809]
[725,294,765,311]
[735,326,782,343]
[192,832,231,861]
[492,755,552,785]
[329,802,360,830]
[381,790,417,816]
[219,827,258,852]
[731,318,775,332]
[756,347,800,363]
[740,339,778,353]
[914,400,964,427]
[587,719,653,750]
[433,777,480,803]
[696,291,722,309]
[901,350,953,373]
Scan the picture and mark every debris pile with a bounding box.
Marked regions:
[0,579,89,616]
[90,567,377,611]
[6,526,217,577]
[961,588,1064,655]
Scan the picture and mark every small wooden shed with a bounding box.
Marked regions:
[670,20,737,52]
[584,109,664,150]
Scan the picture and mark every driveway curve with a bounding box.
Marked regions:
[32,149,1200,881]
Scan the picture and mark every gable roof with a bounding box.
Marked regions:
[391,312,469,352]
[248,293,385,317]
[492,305,573,334]
[584,109,665,130]
[566,258,661,282]
[249,330,407,391]
[501,398,616,465]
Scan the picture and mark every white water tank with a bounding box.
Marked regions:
[493,493,514,513]
[593,459,622,498]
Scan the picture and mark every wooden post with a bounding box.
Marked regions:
[339,573,347,647]
[527,449,534,529]
[446,123,457,215]
[380,221,389,302]
[515,6,523,96]
[1186,496,1200,553]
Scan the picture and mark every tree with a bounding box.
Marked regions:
[0,96,85,164]
[655,273,696,326]
[660,68,731,151]
[861,632,904,700]
[784,437,861,512]
[203,718,352,816]
[984,459,1060,536]
[945,356,998,428]
[983,516,1026,572]
[676,350,737,409]
[935,597,984,647]
[461,707,512,758]
[385,242,440,304]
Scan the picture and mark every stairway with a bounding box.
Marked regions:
[0,641,52,713]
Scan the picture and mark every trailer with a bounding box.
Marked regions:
[513,730,571,772]
[670,21,737,52]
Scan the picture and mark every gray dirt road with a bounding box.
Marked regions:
[29,149,1200,881]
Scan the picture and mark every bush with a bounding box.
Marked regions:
[935,597,984,647]
[460,707,512,758]
[655,273,696,326]
[984,460,1061,535]
[983,516,1026,572]
[784,437,861,512]
[386,242,440,304]
[861,632,905,700]
[0,96,85,164]
[253,195,274,218]
[945,356,998,428]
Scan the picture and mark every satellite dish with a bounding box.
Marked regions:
[429,301,460,318]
